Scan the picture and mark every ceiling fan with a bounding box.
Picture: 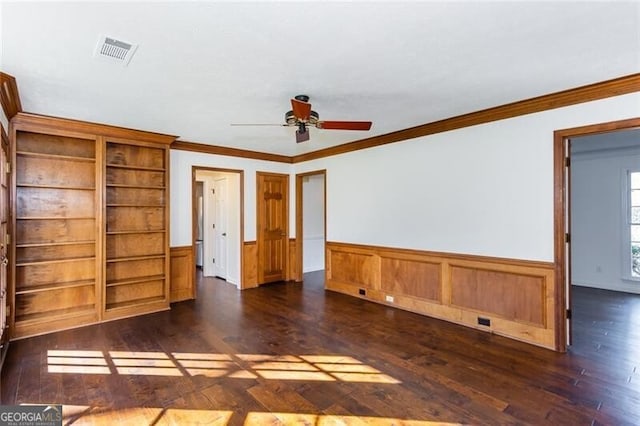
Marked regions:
[232,95,373,143]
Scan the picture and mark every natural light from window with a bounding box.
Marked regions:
[630,171,639,278]
[55,405,463,425]
[46,350,400,384]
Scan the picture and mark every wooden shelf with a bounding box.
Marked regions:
[16,183,95,191]
[106,184,165,189]
[17,216,96,221]
[106,230,166,235]
[105,296,165,312]
[106,163,165,172]
[16,151,95,162]
[17,256,95,267]
[106,275,165,287]
[106,254,165,263]
[17,240,95,248]
[106,204,164,208]
[15,305,96,325]
[16,280,96,295]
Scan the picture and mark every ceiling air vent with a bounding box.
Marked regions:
[94,35,138,66]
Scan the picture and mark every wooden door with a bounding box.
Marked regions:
[257,172,288,284]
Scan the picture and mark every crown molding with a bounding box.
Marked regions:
[171,140,293,164]
[292,73,640,163]
[12,112,177,145]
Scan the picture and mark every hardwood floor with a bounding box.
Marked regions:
[2,274,640,425]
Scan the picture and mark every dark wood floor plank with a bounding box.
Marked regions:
[2,273,640,424]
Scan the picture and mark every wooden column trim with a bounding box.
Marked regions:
[0,72,22,120]
[1,125,8,147]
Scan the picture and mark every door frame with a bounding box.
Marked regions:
[191,166,244,292]
[212,176,228,279]
[295,170,327,283]
[553,117,640,352]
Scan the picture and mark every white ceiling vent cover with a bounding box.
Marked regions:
[94,35,138,66]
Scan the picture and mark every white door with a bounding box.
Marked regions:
[213,177,228,279]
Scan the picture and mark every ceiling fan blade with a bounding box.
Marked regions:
[296,128,310,143]
[230,123,287,126]
[291,98,312,121]
[317,120,372,131]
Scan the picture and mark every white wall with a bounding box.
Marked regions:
[303,174,325,272]
[0,0,7,132]
[170,150,293,247]
[571,145,640,294]
[294,92,640,262]
[170,93,640,269]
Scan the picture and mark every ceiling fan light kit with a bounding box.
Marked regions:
[234,94,373,143]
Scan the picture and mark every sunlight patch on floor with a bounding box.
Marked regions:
[46,350,401,384]
[245,412,461,425]
[57,405,460,425]
[61,405,232,425]
[48,350,110,375]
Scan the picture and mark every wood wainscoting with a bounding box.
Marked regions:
[288,238,298,282]
[243,239,297,288]
[326,242,557,350]
[242,241,258,289]
[169,246,194,302]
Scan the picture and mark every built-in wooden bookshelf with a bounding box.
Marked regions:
[104,141,169,318]
[10,113,175,338]
[13,131,99,336]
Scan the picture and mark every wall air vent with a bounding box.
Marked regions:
[94,35,138,66]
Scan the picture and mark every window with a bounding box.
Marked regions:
[627,171,640,279]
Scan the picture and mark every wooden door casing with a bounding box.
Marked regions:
[0,125,9,352]
[257,172,289,284]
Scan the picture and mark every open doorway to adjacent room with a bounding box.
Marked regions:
[568,128,640,350]
[295,170,326,283]
[556,118,640,354]
[193,167,243,290]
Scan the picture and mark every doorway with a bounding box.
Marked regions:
[295,170,326,283]
[192,167,243,289]
[554,119,640,351]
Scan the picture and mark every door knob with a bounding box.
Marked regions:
[222,233,227,236]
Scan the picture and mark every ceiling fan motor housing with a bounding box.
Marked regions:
[285,109,319,125]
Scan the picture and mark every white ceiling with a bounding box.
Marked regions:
[2,1,639,156]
